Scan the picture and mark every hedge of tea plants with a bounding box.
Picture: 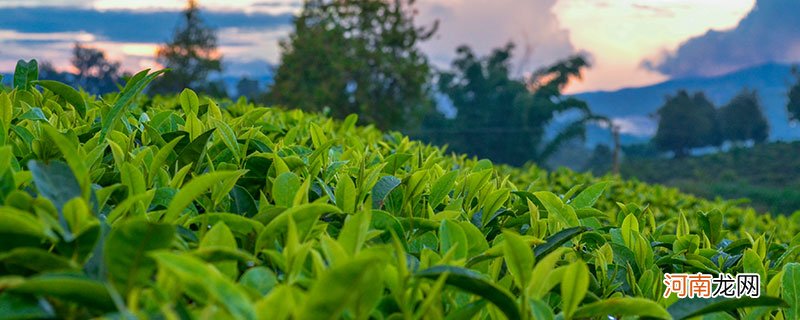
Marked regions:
[0,61,799,319]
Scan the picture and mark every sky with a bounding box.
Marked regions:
[0,0,797,93]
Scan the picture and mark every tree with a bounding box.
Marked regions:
[153,0,222,94]
[788,66,800,122]
[236,77,260,100]
[70,43,124,94]
[693,92,723,148]
[427,43,595,165]
[653,90,719,158]
[719,89,769,145]
[268,0,437,130]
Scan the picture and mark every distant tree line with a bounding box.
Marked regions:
[33,0,800,166]
[653,89,769,158]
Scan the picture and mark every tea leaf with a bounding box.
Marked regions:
[561,260,589,319]
[417,266,520,320]
[572,297,670,319]
[35,80,87,117]
[105,220,175,294]
[667,296,789,320]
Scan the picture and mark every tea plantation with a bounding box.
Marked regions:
[1,64,799,319]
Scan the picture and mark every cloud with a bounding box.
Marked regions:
[0,6,291,74]
[644,0,800,78]
[0,6,291,43]
[416,0,577,74]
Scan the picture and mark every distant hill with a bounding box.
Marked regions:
[574,63,799,145]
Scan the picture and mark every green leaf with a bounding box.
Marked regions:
[239,267,278,296]
[177,128,216,168]
[151,252,256,320]
[200,222,239,278]
[10,273,115,311]
[667,296,789,320]
[99,69,165,141]
[28,160,82,240]
[481,188,509,227]
[0,92,13,129]
[164,170,245,222]
[570,181,608,208]
[534,226,588,259]
[416,266,520,320]
[338,210,372,256]
[148,136,184,186]
[439,219,468,260]
[0,247,76,272]
[429,171,458,209]
[28,160,82,214]
[210,118,241,162]
[502,230,534,288]
[698,209,723,245]
[104,220,175,294]
[561,260,589,319]
[382,153,411,174]
[784,263,800,320]
[371,175,401,209]
[179,88,200,114]
[0,291,55,319]
[273,172,301,207]
[534,191,580,227]
[572,297,670,319]
[527,247,570,299]
[255,203,341,251]
[13,59,38,90]
[35,80,87,117]
[229,185,258,217]
[335,174,356,213]
[298,255,384,320]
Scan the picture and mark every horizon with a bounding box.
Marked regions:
[3,0,799,94]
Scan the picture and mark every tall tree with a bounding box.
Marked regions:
[268,0,437,130]
[693,92,723,148]
[153,0,222,94]
[653,90,719,158]
[719,89,769,144]
[427,43,595,165]
[788,66,800,122]
[236,77,260,100]
[70,43,124,94]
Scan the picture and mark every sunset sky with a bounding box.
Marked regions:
[1,0,796,93]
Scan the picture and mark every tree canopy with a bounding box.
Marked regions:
[152,0,222,94]
[653,91,719,157]
[423,43,596,166]
[719,89,769,144]
[268,0,437,130]
[788,66,800,122]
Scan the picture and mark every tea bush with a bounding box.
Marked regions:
[1,61,799,319]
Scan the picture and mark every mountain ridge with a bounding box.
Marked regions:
[574,62,799,143]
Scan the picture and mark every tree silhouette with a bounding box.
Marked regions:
[268,0,437,130]
[719,89,769,145]
[788,66,800,122]
[426,43,595,165]
[653,90,719,158]
[152,0,222,94]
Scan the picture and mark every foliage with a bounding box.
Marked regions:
[620,141,800,214]
[423,43,596,165]
[654,91,720,157]
[268,0,437,130]
[71,43,125,95]
[1,60,799,319]
[719,89,769,144]
[152,0,222,95]
[787,66,800,122]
